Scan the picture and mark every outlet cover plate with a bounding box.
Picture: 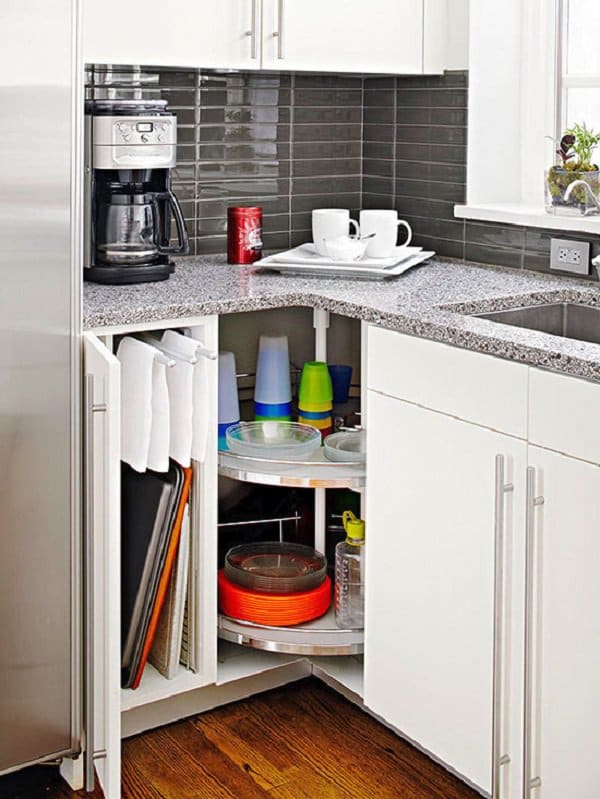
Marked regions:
[550,238,590,275]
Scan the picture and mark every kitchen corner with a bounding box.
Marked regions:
[84,254,600,382]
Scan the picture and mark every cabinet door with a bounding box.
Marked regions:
[83,0,259,70]
[261,0,440,73]
[83,333,121,799]
[364,391,526,793]
[526,447,600,799]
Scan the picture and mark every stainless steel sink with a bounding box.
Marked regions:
[474,303,600,346]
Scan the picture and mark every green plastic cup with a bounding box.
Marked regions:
[298,361,333,407]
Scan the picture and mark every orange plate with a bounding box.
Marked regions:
[218,570,331,626]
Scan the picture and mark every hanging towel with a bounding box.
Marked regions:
[191,353,209,462]
[147,358,170,473]
[184,329,211,462]
[161,330,196,468]
[117,337,157,472]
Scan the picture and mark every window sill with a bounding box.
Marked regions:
[454,203,600,235]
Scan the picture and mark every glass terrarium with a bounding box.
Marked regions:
[545,167,600,216]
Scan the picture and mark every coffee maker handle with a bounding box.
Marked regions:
[153,191,190,255]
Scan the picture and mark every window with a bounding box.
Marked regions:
[456,0,600,231]
[559,0,600,136]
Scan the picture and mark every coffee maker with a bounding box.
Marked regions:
[84,99,189,284]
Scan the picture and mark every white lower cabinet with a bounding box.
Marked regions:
[83,333,121,799]
[525,447,600,799]
[365,324,600,799]
[82,313,600,799]
[364,390,526,794]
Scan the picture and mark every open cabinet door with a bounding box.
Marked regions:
[83,333,121,799]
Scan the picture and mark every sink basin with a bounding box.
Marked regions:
[474,303,600,346]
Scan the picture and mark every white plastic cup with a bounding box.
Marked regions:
[359,209,412,258]
[218,351,240,428]
[254,335,292,406]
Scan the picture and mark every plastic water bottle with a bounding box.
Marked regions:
[334,511,365,629]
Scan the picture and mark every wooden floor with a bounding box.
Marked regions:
[0,678,480,799]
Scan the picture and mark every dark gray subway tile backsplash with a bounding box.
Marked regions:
[88,66,598,278]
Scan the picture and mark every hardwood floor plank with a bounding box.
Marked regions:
[1,678,481,799]
[126,729,236,799]
[192,717,297,792]
[164,719,272,798]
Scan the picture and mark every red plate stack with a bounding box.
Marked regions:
[218,542,331,626]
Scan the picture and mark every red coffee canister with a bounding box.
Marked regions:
[227,206,263,264]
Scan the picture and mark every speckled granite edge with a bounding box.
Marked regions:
[84,255,600,383]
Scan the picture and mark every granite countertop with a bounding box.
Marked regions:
[84,255,600,382]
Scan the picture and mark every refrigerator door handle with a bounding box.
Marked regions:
[84,374,108,791]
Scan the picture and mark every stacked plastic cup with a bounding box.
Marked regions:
[218,351,240,449]
[298,361,333,438]
[254,335,292,421]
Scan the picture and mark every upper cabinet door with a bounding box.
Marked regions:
[83,0,260,69]
[261,0,446,73]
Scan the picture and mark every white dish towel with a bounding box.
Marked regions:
[161,330,196,468]
[147,358,170,472]
[117,337,169,473]
[185,330,211,463]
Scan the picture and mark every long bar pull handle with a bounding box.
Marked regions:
[273,0,284,59]
[245,0,258,59]
[523,466,544,798]
[492,455,513,799]
[84,375,107,793]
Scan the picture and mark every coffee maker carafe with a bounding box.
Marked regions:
[85,99,189,284]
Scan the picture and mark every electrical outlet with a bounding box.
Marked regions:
[550,238,590,275]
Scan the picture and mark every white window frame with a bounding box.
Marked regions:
[455,0,600,233]
[558,0,600,138]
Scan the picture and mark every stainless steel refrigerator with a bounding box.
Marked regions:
[0,0,82,777]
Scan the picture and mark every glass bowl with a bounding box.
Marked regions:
[224,542,328,594]
[225,421,321,461]
[323,430,365,463]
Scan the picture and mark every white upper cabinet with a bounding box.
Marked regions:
[261,0,446,74]
[83,0,448,74]
[83,0,260,70]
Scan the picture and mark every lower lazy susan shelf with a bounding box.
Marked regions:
[218,607,364,656]
[218,448,365,489]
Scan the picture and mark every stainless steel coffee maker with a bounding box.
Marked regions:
[84,99,189,284]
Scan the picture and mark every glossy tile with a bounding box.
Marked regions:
[465,221,525,250]
[292,158,361,178]
[465,243,523,269]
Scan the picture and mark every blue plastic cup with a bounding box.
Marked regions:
[218,351,240,448]
[255,335,292,406]
[328,364,353,404]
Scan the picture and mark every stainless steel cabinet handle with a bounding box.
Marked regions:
[84,375,107,793]
[523,466,544,798]
[245,0,258,60]
[491,455,513,799]
[273,0,284,59]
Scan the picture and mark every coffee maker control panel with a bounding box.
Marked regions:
[113,118,175,145]
[91,113,178,170]
[92,114,177,148]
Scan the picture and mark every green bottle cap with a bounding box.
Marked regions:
[342,510,365,545]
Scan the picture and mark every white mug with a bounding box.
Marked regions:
[359,210,412,258]
[312,209,359,256]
